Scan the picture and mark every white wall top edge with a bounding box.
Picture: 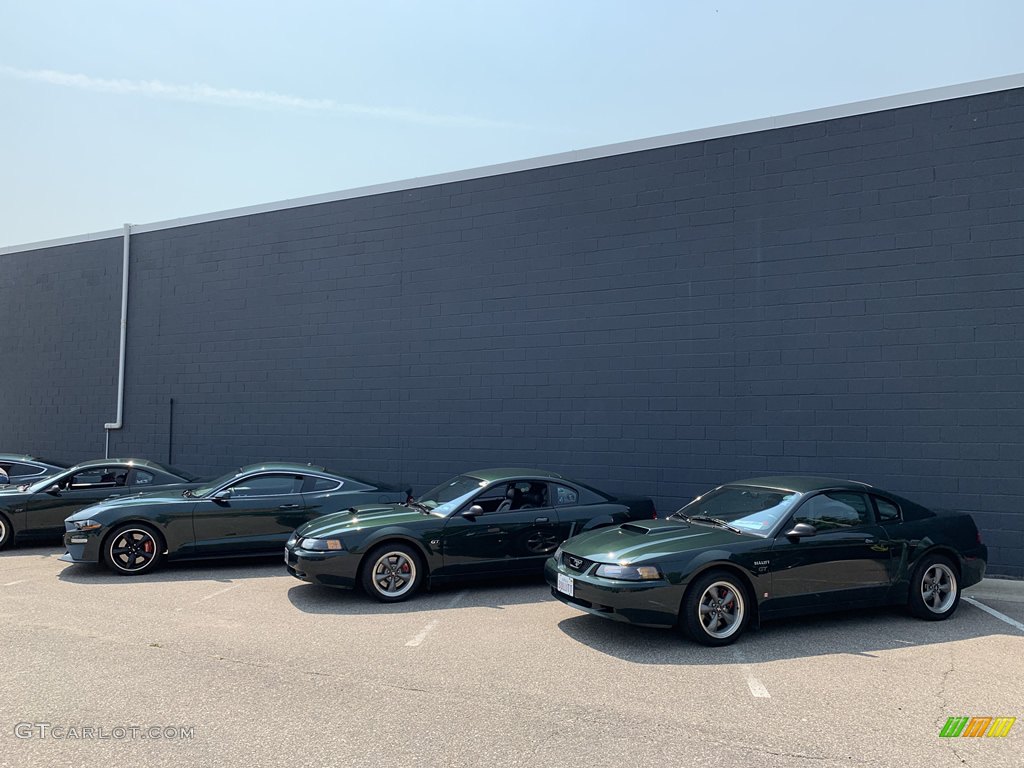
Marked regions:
[3,72,1023,256]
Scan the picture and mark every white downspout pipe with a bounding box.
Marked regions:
[104,223,131,457]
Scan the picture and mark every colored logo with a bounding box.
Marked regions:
[940,717,1016,738]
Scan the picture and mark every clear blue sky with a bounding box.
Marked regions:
[2,1,1021,247]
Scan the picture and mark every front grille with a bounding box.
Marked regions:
[562,553,593,573]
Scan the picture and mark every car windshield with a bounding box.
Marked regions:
[26,470,73,494]
[674,485,801,535]
[190,470,241,498]
[414,474,487,517]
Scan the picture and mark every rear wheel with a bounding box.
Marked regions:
[0,512,12,550]
[102,524,164,576]
[361,544,424,603]
[908,554,959,620]
[680,570,750,646]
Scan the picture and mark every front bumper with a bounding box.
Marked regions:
[60,527,104,564]
[284,544,359,589]
[543,556,681,628]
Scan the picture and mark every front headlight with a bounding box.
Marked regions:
[299,538,345,552]
[73,519,103,531]
[553,545,563,562]
[595,563,662,581]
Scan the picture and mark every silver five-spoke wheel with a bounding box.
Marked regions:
[681,570,751,646]
[698,580,745,640]
[364,548,419,606]
[920,563,957,614]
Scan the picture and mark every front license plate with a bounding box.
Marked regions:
[557,573,574,597]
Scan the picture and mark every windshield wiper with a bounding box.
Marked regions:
[668,511,692,523]
[407,500,432,513]
[690,515,742,533]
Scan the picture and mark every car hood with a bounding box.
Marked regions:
[297,504,432,537]
[64,488,195,521]
[560,519,758,563]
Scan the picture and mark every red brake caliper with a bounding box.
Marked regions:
[143,540,154,554]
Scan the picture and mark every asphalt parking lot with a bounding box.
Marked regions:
[1,546,1021,768]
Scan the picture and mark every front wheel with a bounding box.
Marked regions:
[908,554,960,620]
[102,524,164,576]
[361,544,424,603]
[680,570,751,646]
[0,512,12,550]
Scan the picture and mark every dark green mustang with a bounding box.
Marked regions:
[0,459,196,549]
[545,476,987,646]
[61,462,406,575]
[285,468,656,602]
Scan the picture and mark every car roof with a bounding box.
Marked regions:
[237,461,330,474]
[728,475,875,494]
[464,468,565,483]
[72,458,170,472]
[0,453,38,462]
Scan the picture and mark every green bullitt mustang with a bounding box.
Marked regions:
[61,462,406,575]
[545,476,987,646]
[285,468,655,602]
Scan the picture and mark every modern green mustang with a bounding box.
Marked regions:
[0,458,196,549]
[285,468,656,602]
[61,462,407,575]
[545,476,987,646]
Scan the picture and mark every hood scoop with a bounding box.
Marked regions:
[619,523,651,534]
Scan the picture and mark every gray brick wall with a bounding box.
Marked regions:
[3,86,1023,577]
[0,238,122,460]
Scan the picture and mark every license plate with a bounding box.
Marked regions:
[557,573,574,597]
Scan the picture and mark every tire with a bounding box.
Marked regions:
[680,569,751,646]
[908,554,960,620]
[361,543,424,603]
[0,512,12,550]
[102,524,164,576]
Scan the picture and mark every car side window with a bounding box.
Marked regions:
[8,462,43,477]
[552,484,579,506]
[130,469,155,486]
[306,476,343,492]
[873,496,901,522]
[792,492,871,531]
[64,467,122,490]
[470,484,511,513]
[227,474,302,498]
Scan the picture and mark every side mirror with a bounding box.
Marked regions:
[213,489,232,502]
[462,504,484,519]
[785,522,817,540]
[45,483,62,495]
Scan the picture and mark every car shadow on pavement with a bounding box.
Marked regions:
[287,575,551,616]
[56,556,287,585]
[557,602,1019,664]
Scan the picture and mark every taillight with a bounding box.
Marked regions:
[652,505,658,519]
[977,531,983,545]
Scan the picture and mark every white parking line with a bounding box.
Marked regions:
[2,580,26,587]
[730,647,771,699]
[405,620,438,647]
[963,596,1024,633]
[405,591,466,648]
[172,583,243,611]
[199,583,243,601]
[746,675,771,698]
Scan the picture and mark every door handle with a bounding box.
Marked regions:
[864,537,877,544]
[278,503,301,510]
[535,517,549,523]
